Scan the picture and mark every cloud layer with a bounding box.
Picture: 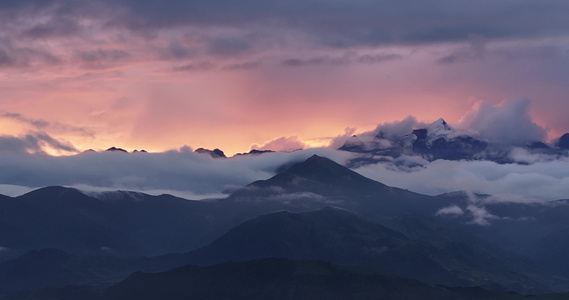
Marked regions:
[330,98,550,146]
[458,98,546,145]
[354,155,569,202]
[0,145,353,199]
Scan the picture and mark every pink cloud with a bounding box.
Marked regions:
[251,136,305,152]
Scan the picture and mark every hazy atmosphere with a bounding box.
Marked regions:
[3,2,569,299]
[0,0,568,155]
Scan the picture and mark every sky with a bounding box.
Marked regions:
[1,1,569,202]
[0,0,568,156]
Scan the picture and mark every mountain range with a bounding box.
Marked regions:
[2,155,569,299]
[83,118,569,169]
[339,118,569,167]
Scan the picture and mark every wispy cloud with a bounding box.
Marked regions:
[283,52,402,67]
[172,61,216,72]
[222,61,262,71]
[435,205,464,216]
[0,112,95,137]
[0,132,77,154]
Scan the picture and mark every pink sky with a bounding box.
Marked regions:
[0,1,568,156]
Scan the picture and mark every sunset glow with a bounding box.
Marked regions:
[0,1,568,156]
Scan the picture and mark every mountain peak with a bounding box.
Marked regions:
[195,148,226,158]
[234,149,275,156]
[19,186,81,198]
[274,155,386,191]
[557,133,569,150]
[229,154,388,202]
[427,118,452,134]
[284,155,347,176]
[106,147,128,153]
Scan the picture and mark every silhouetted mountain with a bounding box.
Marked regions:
[557,133,569,149]
[9,258,569,300]
[105,147,128,153]
[438,199,569,279]
[194,147,226,158]
[227,155,461,219]
[187,207,407,265]
[182,207,560,293]
[0,249,140,295]
[234,149,275,156]
[0,187,234,257]
[99,259,536,300]
[528,141,550,150]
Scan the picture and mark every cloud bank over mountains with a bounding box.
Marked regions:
[355,156,569,202]
[0,98,567,202]
[458,98,546,145]
[331,98,548,147]
[0,146,353,199]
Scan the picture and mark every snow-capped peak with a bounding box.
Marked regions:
[425,118,454,145]
[427,118,452,134]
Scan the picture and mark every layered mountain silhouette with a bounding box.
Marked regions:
[0,186,233,257]
[3,155,569,298]
[182,207,560,292]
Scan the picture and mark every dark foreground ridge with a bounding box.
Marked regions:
[10,258,563,300]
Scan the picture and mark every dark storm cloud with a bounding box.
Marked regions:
[0,0,59,10]
[4,0,569,48]
[104,0,569,47]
